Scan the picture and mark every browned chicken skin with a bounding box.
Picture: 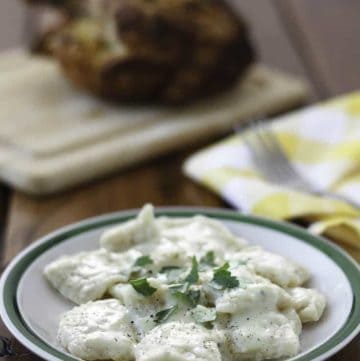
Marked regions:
[26,0,255,104]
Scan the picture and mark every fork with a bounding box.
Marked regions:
[239,120,360,209]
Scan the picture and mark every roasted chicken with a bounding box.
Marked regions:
[26,0,255,104]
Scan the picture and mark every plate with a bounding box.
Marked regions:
[0,208,359,361]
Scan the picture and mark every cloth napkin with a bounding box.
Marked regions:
[184,92,360,261]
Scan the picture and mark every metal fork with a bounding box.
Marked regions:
[239,120,360,209]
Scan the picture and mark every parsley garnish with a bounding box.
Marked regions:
[185,290,201,307]
[130,278,157,296]
[184,257,199,285]
[173,289,201,308]
[173,291,190,304]
[154,305,178,323]
[200,251,216,267]
[134,255,153,267]
[187,289,201,306]
[212,262,239,289]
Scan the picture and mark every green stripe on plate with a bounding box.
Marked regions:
[1,209,359,361]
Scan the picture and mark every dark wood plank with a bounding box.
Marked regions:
[276,0,360,97]
[329,335,360,361]
[0,186,13,355]
[0,187,10,244]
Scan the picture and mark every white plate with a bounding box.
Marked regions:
[1,208,359,361]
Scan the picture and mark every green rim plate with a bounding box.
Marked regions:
[0,208,359,361]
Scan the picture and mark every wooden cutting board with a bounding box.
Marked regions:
[0,50,308,195]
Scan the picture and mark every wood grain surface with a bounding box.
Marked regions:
[0,0,359,359]
[0,187,9,245]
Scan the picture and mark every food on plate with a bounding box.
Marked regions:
[44,248,141,304]
[58,299,136,361]
[25,0,255,103]
[286,287,326,323]
[45,204,326,361]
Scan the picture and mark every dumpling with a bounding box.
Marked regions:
[157,215,247,262]
[135,322,222,361]
[100,204,159,252]
[232,247,309,287]
[214,282,292,314]
[208,264,301,360]
[287,287,326,322]
[58,299,135,361]
[225,310,301,360]
[44,248,140,304]
[110,279,168,336]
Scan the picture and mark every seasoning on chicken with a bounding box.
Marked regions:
[26,0,255,104]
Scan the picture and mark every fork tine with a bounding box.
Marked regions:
[259,126,296,174]
[245,121,312,191]
[252,122,295,186]
[242,119,307,189]
[258,125,314,190]
[243,131,279,183]
[245,123,293,186]
[240,120,360,209]
[256,125,299,182]
[252,123,288,180]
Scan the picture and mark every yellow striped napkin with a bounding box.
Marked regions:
[184,92,360,261]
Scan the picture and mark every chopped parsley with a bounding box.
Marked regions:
[184,257,199,285]
[134,255,153,267]
[212,262,239,289]
[130,255,240,326]
[200,251,216,267]
[173,289,201,308]
[154,305,178,323]
[130,278,157,296]
[173,291,190,304]
[187,289,201,306]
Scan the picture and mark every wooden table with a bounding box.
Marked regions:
[0,0,359,359]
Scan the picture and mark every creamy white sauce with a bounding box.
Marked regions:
[46,204,326,361]
[230,246,309,288]
[286,287,326,323]
[135,322,223,361]
[58,299,135,361]
[45,248,142,304]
